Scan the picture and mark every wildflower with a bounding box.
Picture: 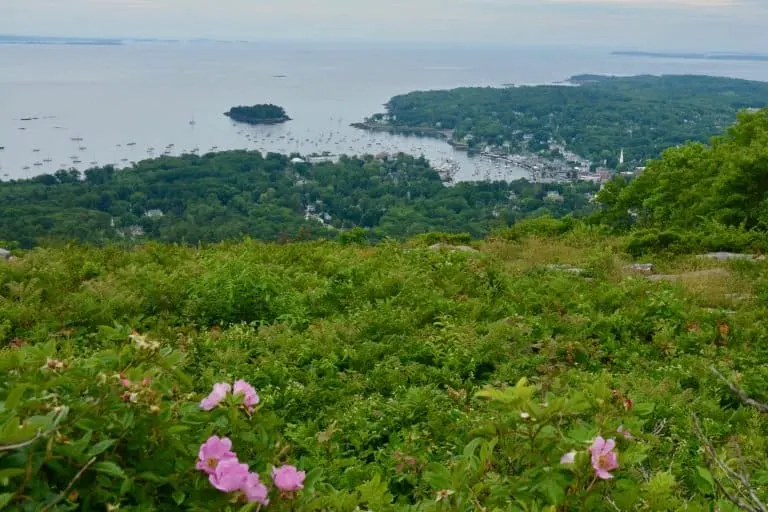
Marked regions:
[120,391,138,403]
[272,465,305,492]
[200,382,231,411]
[45,358,67,370]
[617,425,633,440]
[120,377,132,388]
[149,405,161,414]
[589,436,619,480]
[130,331,161,351]
[560,450,577,464]
[436,489,455,502]
[233,380,260,411]
[209,458,250,492]
[196,436,237,475]
[242,472,270,505]
[623,398,633,410]
[520,412,531,420]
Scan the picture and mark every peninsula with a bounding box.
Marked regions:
[224,104,291,125]
[356,74,768,170]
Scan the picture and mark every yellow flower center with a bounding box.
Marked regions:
[207,457,218,469]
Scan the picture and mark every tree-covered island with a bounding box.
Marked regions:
[224,104,291,125]
[356,74,768,169]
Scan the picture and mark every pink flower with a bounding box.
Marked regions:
[196,436,237,475]
[560,450,576,464]
[272,465,305,492]
[233,380,260,411]
[209,458,249,492]
[200,382,231,411]
[589,436,619,480]
[242,472,270,505]
[120,377,132,388]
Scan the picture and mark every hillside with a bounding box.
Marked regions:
[3,85,768,511]
[2,232,767,510]
[362,75,768,167]
[0,152,596,248]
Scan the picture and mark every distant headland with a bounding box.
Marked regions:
[0,35,125,46]
[613,51,768,62]
[224,104,291,125]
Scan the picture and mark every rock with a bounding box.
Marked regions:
[0,248,10,261]
[545,264,586,275]
[645,268,730,282]
[428,243,478,253]
[697,252,765,262]
[625,263,656,274]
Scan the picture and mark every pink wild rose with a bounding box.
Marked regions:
[196,436,237,475]
[589,436,619,479]
[272,465,306,492]
[233,379,260,411]
[200,382,231,411]
[209,458,249,492]
[242,472,270,505]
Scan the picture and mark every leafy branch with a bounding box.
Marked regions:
[692,413,767,512]
[711,366,768,414]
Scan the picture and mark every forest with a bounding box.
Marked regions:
[0,152,597,248]
[365,74,768,168]
[225,104,291,124]
[3,101,768,511]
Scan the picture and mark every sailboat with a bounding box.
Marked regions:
[189,115,196,126]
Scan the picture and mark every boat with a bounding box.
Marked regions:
[0,146,4,150]
[71,137,84,141]
[43,158,52,163]
[33,162,43,167]
[22,166,30,170]
[72,160,82,164]
[79,146,87,151]
[126,142,136,146]
[32,148,41,152]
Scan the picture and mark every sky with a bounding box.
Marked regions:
[1,0,767,51]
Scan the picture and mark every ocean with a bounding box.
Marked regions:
[2,41,768,182]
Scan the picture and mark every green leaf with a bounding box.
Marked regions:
[93,461,126,479]
[0,493,13,509]
[86,439,116,458]
[172,490,186,505]
[0,468,25,486]
[2,384,27,411]
[694,466,715,494]
[167,425,190,435]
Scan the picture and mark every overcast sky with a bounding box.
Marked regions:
[1,0,766,51]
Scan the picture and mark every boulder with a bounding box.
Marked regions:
[0,248,10,260]
[625,263,656,274]
[697,252,765,261]
[428,243,478,253]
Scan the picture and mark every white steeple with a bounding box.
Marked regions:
[619,149,624,166]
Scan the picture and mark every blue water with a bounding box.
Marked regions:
[1,41,767,181]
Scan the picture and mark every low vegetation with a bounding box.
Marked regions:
[2,231,768,510]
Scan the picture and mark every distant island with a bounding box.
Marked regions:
[613,51,768,62]
[224,104,291,125]
[356,74,768,170]
[0,35,124,46]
